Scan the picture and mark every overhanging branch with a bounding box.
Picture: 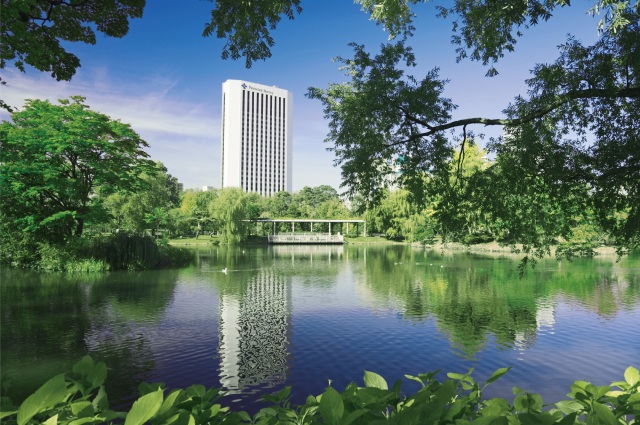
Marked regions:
[400,86,640,139]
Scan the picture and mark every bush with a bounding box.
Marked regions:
[1,357,638,425]
[1,233,193,271]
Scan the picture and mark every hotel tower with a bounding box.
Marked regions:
[220,80,292,196]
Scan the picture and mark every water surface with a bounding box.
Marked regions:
[2,245,639,411]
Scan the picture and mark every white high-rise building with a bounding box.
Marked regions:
[220,80,292,196]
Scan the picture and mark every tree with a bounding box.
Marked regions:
[0,96,155,242]
[208,187,250,244]
[102,162,180,234]
[304,3,639,255]
[292,185,341,218]
[266,191,294,218]
[205,1,637,68]
[0,0,145,110]
[179,189,218,237]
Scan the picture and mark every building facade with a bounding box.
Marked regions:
[221,80,292,196]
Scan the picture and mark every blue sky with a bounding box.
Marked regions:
[0,1,599,192]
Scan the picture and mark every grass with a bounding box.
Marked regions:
[168,235,220,245]
[344,235,403,244]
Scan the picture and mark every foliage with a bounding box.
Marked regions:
[0,0,144,81]
[202,0,302,67]
[0,0,145,111]
[203,1,638,67]
[178,189,219,237]
[209,187,252,244]
[264,191,295,218]
[0,96,155,242]
[291,185,343,218]
[0,233,191,271]
[100,161,180,235]
[2,357,639,424]
[307,13,639,255]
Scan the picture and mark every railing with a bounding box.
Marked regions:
[268,233,344,244]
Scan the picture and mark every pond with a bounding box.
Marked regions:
[2,245,639,413]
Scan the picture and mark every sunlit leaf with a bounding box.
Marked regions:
[319,386,344,424]
[364,370,388,390]
[486,368,511,385]
[624,366,639,387]
[124,388,163,425]
[17,374,67,425]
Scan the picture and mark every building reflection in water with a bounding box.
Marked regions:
[514,299,556,357]
[218,268,292,393]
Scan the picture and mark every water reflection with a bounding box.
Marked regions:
[218,268,291,393]
[0,269,180,405]
[1,245,638,411]
[351,246,640,357]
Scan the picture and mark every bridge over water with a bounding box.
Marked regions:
[246,219,366,244]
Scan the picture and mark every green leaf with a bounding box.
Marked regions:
[0,410,18,421]
[157,389,185,419]
[363,370,388,390]
[164,412,195,425]
[592,401,617,423]
[86,362,108,389]
[17,373,67,425]
[624,366,639,387]
[404,374,425,387]
[554,400,584,415]
[447,372,467,380]
[556,412,578,425]
[470,415,509,425]
[138,382,164,396]
[319,386,344,425]
[517,412,556,425]
[72,356,94,378]
[69,401,94,417]
[479,398,511,417]
[92,386,109,412]
[342,409,368,425]
[205,404,221,419]
[485,368,511,385]
[125,388,164,425]
[185,384,206,398]
[68,418,98,425]
[236,410,251,422]
[43,414,58,425]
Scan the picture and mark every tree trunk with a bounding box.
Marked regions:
[75,217,84,237]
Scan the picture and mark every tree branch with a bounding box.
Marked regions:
[406,87,640,139]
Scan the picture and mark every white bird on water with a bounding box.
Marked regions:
[222,268,228,274]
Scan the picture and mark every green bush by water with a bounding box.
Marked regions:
[1,357,638,424]
[4,234,193,272]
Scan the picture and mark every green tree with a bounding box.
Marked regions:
[102,162,180,235]
[0,96,155,243]
[430,141,494,244]
[304,4,639,255]
[292,185,341,218]
[266,191,294,218]
[179,189,218,237]
[209,187,250,244]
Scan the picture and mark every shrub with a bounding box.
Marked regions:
[1,357,638,425]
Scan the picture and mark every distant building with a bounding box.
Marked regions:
[202,185,215,192]
[220,80,292,196]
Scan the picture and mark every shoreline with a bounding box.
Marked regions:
[168,237,622,257]
[418,241,621,257]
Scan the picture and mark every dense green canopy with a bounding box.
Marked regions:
[0,96,155,242]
